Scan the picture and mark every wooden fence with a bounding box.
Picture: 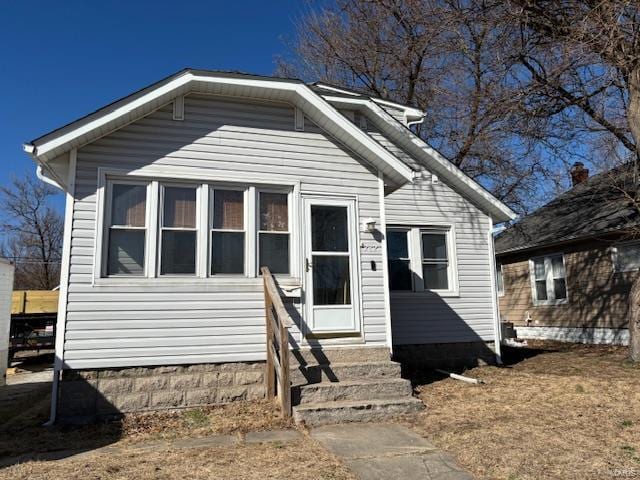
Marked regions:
[261,267,293,417]
[11,290,59,315]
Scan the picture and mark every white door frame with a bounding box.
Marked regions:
[302,195,361,336]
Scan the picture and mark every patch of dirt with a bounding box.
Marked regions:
[402,341,640,480]
[0,396,292,459]
[120,400,295,441]
[0,440,356,480]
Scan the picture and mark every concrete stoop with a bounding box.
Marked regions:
[291,348,423,426]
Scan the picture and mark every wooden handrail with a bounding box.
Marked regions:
[261,267,292,418]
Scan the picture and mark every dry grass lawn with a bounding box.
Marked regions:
[2,440,354,480]
[0,395,353,479]
[403,341,640,480]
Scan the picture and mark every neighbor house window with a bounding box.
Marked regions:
[160,185,197,275]
[258,192,289,274]
[496,261,504,296]
[387,229,412,291]
[613,242,640,272]
[106,182,148,276]
[211,189,245,274]
[385,226,457,294]
[530,254,567,304]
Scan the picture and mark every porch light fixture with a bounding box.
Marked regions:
[363,217,377,233]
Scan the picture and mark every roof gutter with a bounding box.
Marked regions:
[24,143,66,191]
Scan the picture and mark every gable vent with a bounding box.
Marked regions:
[173,96,185,121]
[294,107,305,131]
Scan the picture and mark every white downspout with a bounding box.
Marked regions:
[487,218,503,364]
[378,170,394,355]
[43,149,77,426]
[36,165,64,191]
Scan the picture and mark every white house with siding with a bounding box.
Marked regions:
[24,69,515,424]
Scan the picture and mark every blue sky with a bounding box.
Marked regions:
[0,0,304,208]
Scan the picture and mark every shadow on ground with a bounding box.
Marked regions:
[0,355,123,469]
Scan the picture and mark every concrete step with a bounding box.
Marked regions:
[294,377,412,405]
[293,397,424,426]
[290,347,390,367]
[291,361,402,386]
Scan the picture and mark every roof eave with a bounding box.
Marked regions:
[322,95,516,223]
[26,70,414,187]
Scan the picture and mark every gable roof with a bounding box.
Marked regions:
[317,92,516,222]
[495,164,638,255]
[24,68,515,222]
[24,69,413,189]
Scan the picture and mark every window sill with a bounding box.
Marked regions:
[390,290,460,299]
[532,299,569,307]
[94,276,301,289]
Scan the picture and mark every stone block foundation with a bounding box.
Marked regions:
[393,342,497,370]
[58,362,265,424]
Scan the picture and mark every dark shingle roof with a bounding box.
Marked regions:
[495,164,639,255]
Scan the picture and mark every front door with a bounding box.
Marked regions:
[303,196,360,335]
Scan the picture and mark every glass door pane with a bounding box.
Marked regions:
[311,205,351,306]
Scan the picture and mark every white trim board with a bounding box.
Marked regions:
[514,326,629,346]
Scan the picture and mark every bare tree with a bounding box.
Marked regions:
[0,175,63,290]
[279,0,561,213]
[506,0,640,359]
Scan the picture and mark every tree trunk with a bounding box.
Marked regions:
[628,276,640,362]
[628,67,640,361]
[628,67,640,155]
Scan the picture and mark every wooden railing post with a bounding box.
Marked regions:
[261,267,293,418]
[263,275,276,401]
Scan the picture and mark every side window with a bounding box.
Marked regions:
[106,183,148,276]
[387,229,412,291]
[211,189,245,274]
[258,192,290,274]
[496,261,504,296]
[531,254,567,304]
[613,242,640,272]
[421,231,449,290]
[160,185,197,275]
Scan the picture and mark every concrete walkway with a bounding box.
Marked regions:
[0,429,303,468]
[311,423,474,480]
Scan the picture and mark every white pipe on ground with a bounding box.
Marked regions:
[436,369,485,384]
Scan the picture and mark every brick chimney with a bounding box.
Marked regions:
[570,162,589,186]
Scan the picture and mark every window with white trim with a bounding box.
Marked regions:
[530,254,567,304]
[160,185,198,275]
[211,188,245,275]
[100,177,293,279]
[258,192,290,274]
[421,230,449,290]
[387,229,412,291]
[386,226,457,294]
[612,242,640,272]
[106,182,149,276]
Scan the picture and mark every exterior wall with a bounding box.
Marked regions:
[376,128,496,345]
[393,342,496,370]
[498,239,636,331]
[64,94,387,370]
[0,261,14,386]
[58,361,265,423]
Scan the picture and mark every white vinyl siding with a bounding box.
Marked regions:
[376,121,496,344]
[64,94,386,368]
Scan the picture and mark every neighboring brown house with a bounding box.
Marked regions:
[495,162,639,345]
